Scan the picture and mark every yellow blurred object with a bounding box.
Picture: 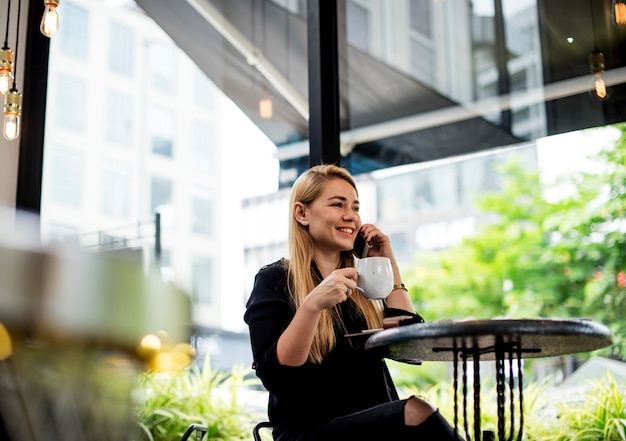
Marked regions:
[150,350,192,372]
[137,333,162,359]
[0,322,12,360]
[173,342,195,357]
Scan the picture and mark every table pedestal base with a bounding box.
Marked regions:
[450,338,524,441]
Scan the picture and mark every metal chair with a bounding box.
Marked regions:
[179,424,208,441]
[252,421,274,441]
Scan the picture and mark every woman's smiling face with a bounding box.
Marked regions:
[305,178,361,255]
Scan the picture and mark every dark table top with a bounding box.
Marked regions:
[364,318,613,364]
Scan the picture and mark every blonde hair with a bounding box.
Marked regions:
[287,164,383,363]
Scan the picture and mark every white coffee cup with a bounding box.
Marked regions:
[356,256,394,300]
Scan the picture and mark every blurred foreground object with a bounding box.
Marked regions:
[0,207,192,441]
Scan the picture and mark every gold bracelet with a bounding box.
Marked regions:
[392,283,408,291]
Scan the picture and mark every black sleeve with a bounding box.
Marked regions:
[384,306,425,324]
[243,261,300,392]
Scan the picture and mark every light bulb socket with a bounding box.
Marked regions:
[4,90,22,115]
[0,49,14,73]
[589,51,605,74]
[44,0,59,7]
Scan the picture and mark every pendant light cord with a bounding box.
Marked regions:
[11,0,20,90]
[589,0,598,51]
[3,0,11,49]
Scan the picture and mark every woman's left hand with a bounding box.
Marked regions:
[358,224,394,259]
[359,223,414,313]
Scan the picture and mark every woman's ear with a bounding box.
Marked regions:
[294,202,309,226]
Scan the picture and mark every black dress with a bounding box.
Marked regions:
[244,259,425,441]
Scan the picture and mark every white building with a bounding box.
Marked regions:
[39,0,277,346]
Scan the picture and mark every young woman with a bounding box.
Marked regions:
[244,164,461,441]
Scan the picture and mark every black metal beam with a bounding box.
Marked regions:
[307,0,341,166]
[493,0,511,130]
[15,0,50,217]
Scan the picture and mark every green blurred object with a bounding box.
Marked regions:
[0,227,192,441]
[133,355,262,441]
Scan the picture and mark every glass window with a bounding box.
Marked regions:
[54,76,87,131]
[410,39,433,84]
[150,176,172,212]
[49,148,83,207]
[192,66,215,109]
[427,164,458,209]
[46,223,81,247]
[191,120,214,172]
[148,40,176,92]
[102,164,131,218]
[105,90,134,147]
[347,1,369,52]
[409,0,432,37]
[59,2,89,59]
[192,256,213,304]
[191,194,212,237]
[149,106,175,157]
[109,21,134,77]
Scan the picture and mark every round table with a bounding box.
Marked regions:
[364,318,613,441]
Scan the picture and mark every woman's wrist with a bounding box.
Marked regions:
[392,283,408,292]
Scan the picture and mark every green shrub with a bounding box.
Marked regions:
[133,356,263,441]
[400,372,625,440]
[548,373,625,441]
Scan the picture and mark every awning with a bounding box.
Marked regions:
[136,0,626,179]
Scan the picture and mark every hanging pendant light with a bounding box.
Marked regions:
[587,2,609,101]
[613,0,626,27]
[3,89,21,140]
[259,84,273,119]
[259,97,273,119]
[0,48,14,97]
[4,0,21,141]
[589,51,609,101]
[40,0,60,38]
[0,0,14,96]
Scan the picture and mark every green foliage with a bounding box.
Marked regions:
[405,124,626,358]
[400,374,553,439]
[536,373,626,441]
[400,372,626,441]
[133,356,263,441]
[386,359,451,390]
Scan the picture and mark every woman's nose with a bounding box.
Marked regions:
[344,208,357,219]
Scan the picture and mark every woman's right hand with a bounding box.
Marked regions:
[303,267,359,311]
[277,267,359,366]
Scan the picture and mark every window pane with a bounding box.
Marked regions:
[105,90,134,146]
[109,21,134,77]
[192,66,216,109]
[55,76,87,131]
[59,2,89,59]
[410,39,433,84]
[49,148,84,207]
[191,120,214,172]
[148,40,176,92]
[150,176,172,211]
[192,256,212,304]
[347,1,369,52]
[150,107,175,157]
[191,194,212,236]
[102,164,131,218]
[409,0,431,37]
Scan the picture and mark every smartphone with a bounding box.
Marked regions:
[352,232,371,258]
